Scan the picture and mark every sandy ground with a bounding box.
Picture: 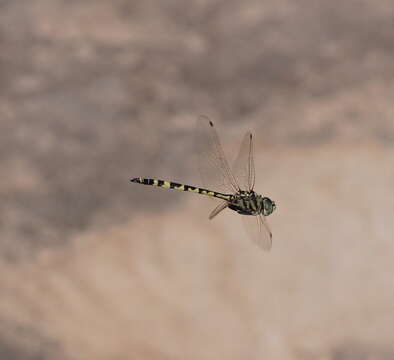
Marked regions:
[1,1,394,359]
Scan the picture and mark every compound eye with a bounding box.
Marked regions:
[263,197,275,215]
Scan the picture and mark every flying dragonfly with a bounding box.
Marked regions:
[130,116,276,250]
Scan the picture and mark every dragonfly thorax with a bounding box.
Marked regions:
[229,191,276,217]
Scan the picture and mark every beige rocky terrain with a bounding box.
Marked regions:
[1,1,394,359]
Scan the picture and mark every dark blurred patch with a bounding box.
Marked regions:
[330,342,394,360]
[0,318,63,360]
[0,341,48,360]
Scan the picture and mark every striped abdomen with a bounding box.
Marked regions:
[130,177,231,201]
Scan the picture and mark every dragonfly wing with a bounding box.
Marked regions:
[208,201,228,220]
[232,131,255,191]
[196,115,240,194]
[241,214,272,251]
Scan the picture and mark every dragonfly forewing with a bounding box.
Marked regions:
[232,131,255,192]
[196,115,241,194]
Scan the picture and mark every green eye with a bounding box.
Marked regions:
[262,198,276,216]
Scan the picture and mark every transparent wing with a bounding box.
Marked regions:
[196,115,240,194]
[208,201,228,220]
[232,131,255,191]
[241,214,272,251]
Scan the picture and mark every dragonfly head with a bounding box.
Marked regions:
[262,197,276,216]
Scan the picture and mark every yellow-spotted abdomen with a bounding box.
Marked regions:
[130,177,231,201]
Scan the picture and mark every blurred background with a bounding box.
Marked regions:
[1,0,394,359]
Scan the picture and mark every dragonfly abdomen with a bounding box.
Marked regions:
[130,178,231,201]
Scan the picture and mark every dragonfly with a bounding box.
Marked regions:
[130,115,276,250]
